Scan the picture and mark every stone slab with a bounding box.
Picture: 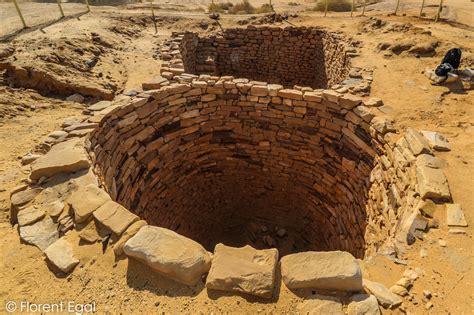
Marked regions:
[124,226,211,285]
[93,200,139,236]
[446,204,467,227]
[19,217,59,251]
[68,184,111,223]
[280,251,362,291]
[206,244,278,298]
[296,295,344,315]
[44,239,79,273]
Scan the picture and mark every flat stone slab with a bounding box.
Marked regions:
[93,200,139,236]
[446,204,468,227]
[421,130,450,151]
[44,239,79,273]
[280,251,362,292]
[363,279,402,309]
[30,138,90,180]
[404,128,432,156]
[88,100,112,111]
[416,163,451,200]
[348,294,381,315]
[17,206,45,226]
[19,217,59,251]
[10,188,42,208]
[113,220,148,256]
[124,226,211,285]
[296,295,344,315]
[68,184,111,223]
[206,244,278,298]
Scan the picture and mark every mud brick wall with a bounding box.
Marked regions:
[87,76,449,258]
[162,26,351,89]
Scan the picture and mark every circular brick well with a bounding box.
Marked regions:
[87,79,395,259]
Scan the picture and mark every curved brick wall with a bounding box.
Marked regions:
[88,76,440,258]
[160,26,351,90]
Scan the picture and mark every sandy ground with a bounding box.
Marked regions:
[0,2,473,314]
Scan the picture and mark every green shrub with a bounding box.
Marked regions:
[307,0,353,12]
[208,1,234,13]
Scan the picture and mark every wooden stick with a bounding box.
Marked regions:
[394,0,401,15]
[85,0,91,12]
[434,0,443,22]
[150,0,157,34]
[324,0,328,17]
[419,0,425,16]
[56,0,65,17]
[351,0,355,17]
[12,0,27,28]
[362,0,367,16]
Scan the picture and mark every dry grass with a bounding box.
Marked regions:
[209,1,274,14]
[307,0,353,12]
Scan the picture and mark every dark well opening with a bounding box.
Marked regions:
[176,27,350,89]
[90,85,373,259]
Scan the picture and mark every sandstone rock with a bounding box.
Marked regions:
[19,217,59,251]
[30,138,90,180]
[390,284,409,296]
[277,89,303,100]
[21,153,42,165]
[404,128,432,156]
[142,76,169,90]
[421,130,450,151]
[419,199,438,218]
[124,226,211,285]
[364,98,383,107]
[47,200,65,218]
[448,228,466,234]
[93,200,139,236]
[78,220,100,243]
[280,251,362,291]
[297,295,344,315]
[10,188,42,207]
[446,204,467,227]
[113,220,148,256]
[44,239,79,273]
[68,184,111,223]
[66,93,85,103]
[88,100,112,111]
[363,279,403,308]
[347,294,381,315]
[322,90,340,103]
[48,130,68,139]
[206,244,278,298]
[416,164,450,200]
[17,206,45,226]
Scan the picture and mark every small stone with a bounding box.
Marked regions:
[446,204,468,227]
[17,206,45,226]
[206,244,278,298]
[416,163,451,200]
[47,200,65,218]
[124,226,211,285]
[68,184,111,223]
[21,153,42,165]
[10,188,42,208]
[93,200,139,236]
[419,199,438,218]
[347,294,381,315]
[79,220,100,243]
[403,269,419,280]
[364,98,384,107]
[66,93,85,103]
[405,128,432,156]
[142,76,169,90]
[425,301,434,310]
[19,217,59,251]
[48,130,68,139]
[438,240,447,247]
[396,277,412,289]
[420,130,450,151]
[276,228,286,237]
[390,284,409,296]
[297,295,344,315]
[363,279,403,308]
[44,239,79,273]
[423,290,432,299]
